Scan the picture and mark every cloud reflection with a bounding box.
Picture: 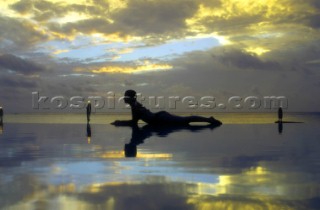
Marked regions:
[1,171,319,210]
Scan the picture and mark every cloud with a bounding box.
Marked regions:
[170,46,281,73]
[6,0,320,51]
[0,74,38,89]
[184,0,320,65]
[0,54,45,75]
[212,47,280,70]
[0,16,48,51]
[187,0,320,33]
[0,0,319,112]
[52,49,70,55]
[30,0,199,43]
[10,0,104,22]
[110,0,198,36]
[75,60,173,74]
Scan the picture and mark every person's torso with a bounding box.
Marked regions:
[131,102,155,123]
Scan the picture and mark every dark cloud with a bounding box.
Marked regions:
[310,0,320,9]
[9,0,33,14]
[45,0,198,41]
[48,18,113,36]
[0,54,45,75]
[170,46,281,72]
[111,0,198,35]
[306,14,320,28]
[10,0,108,22]
[0,75,37,89]
[0,16,48,50]
[212,47,280,70]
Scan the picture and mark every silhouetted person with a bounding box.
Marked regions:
[86,122,92,144]
[86,101,91,122]
[278,107,283,122]
[0,107,3,124]
[123,123,220,158]
[112,90,222,126]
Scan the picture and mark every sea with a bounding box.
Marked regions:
[0,112,319,210]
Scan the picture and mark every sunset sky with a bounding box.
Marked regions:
[0,0,319,112]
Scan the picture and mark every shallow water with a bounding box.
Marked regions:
[0,113,320,210]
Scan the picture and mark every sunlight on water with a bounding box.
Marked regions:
[0,113,319,210]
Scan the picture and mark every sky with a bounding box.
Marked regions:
[0,0,319,113]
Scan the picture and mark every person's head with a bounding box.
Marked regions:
[124,89,137,104]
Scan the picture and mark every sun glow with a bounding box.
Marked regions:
[50,12,91,24]
[80,60,173,74]
[92,64,172,74]
[245,47,270,55]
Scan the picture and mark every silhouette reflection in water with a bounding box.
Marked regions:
[86,122,92,144]
[118,123,221,158]
[278,121,283,134]
[0,106,3,124]
[0,120,3,135]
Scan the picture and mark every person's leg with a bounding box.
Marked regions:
[155,111,221,125]
[184,116,221,124]
[155,111,188,125]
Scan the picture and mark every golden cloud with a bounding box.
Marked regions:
[91,63,173,74]
[185,0,320,55]
[52,49,69,55]
[74,61,173,74]
[187,0,317,24]
[245,47,270,56]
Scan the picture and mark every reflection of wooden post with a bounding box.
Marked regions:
[278,107,283,122]
[0,107,3,124]
[278,121,283,134]
[87,122,91,144]
[0,122,3,134]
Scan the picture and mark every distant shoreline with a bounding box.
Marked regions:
[6,111,320,115]
[2,112,319,125]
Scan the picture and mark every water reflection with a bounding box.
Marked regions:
[86,122,92,144]
[2,172,319,210]
[278,121,283,134]
[122,124,220,158]
[0,114,319,210]
[277,121,304,134]
[0,121,3,134]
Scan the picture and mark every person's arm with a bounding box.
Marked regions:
[111,114,139,126]
[111,106,140,126]
[111,119,136,126]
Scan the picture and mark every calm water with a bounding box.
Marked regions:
[0,113,320,210]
